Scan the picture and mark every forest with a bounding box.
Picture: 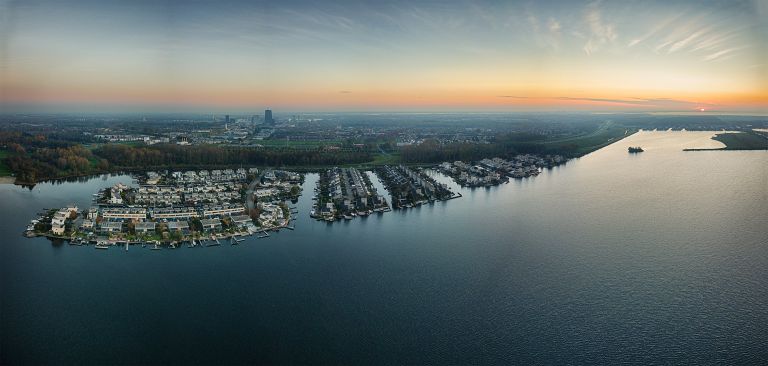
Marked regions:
[0,131,371,184]
[399,133,579,163]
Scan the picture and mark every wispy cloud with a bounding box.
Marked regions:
[582,1,617,55]
[627,11,686,48]
[637,7,753,65]
[497,96,714,109]
[703,46,747,61]
[668,27,711,53]
[526,10,562,52]
[690,28,743,52]
[548,18,561,35]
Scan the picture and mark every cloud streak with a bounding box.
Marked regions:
[497,96,715,109]
[582,1,617,55]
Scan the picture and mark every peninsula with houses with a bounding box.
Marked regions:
[25,168,302,248]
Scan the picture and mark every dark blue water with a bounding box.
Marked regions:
[2,132,767,364]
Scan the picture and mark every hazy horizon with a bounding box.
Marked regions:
[2,107,767,117]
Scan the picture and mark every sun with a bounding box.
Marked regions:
[699,108,706,112]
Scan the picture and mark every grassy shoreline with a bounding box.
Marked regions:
[683,131,768,151]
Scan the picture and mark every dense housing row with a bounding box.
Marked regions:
[438,154,567,187]
[310,167,390,221]
[375,165,457,209]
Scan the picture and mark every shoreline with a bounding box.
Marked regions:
[683,148,768,151]
[3,128,642,185]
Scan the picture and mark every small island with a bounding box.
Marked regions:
[628,147,644,153]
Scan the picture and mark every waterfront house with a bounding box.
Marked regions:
[100,221,123,234]
[51,224,65,235]
[135,221,156,234]
[64,205,79,215]
[109,184,127,205]
[167,221,189,231]
[52,209,69,226]
[230,215,252,227]
[200,218,222,231]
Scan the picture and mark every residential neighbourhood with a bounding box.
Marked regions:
[438,154,567,187]
[25,168,300,247]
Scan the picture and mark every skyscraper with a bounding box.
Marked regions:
[265,109,273,125]
[225,115,230,125]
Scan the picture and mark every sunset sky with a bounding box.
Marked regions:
[1,0,766,113]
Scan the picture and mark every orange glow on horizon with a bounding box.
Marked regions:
[3,75,766,112]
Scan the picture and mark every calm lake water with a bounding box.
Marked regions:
[1,131,767,364]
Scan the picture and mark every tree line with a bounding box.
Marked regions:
[399,134,579,164]
[94,144,371,168]
[2,132,372,183]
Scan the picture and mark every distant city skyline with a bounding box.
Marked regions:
[1,0,766,113]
